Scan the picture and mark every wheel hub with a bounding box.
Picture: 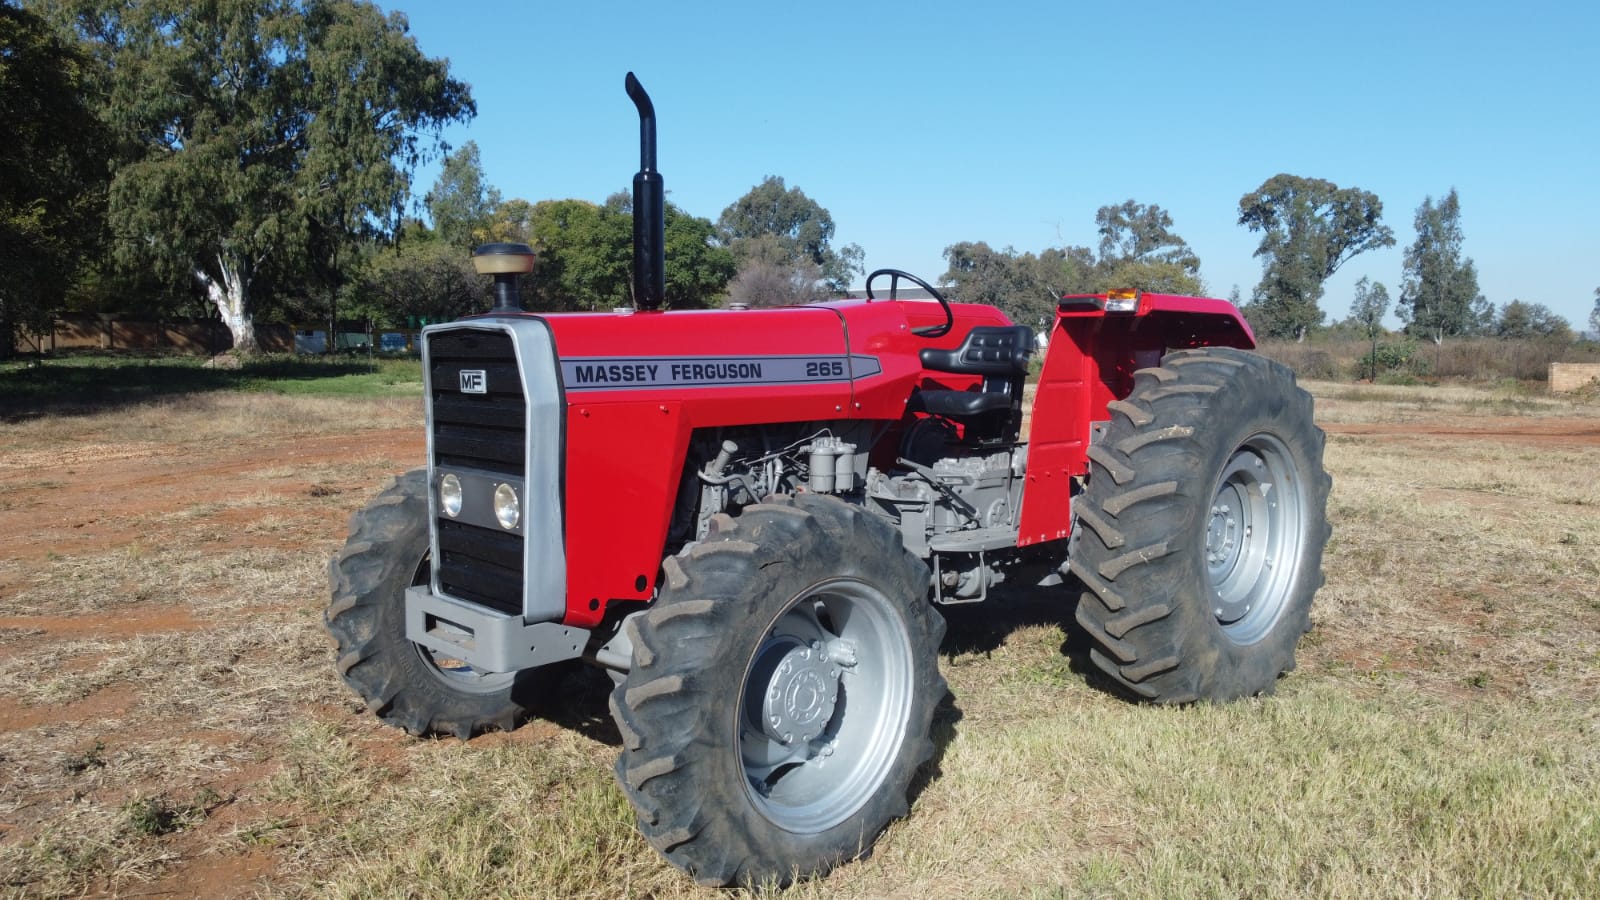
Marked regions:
[1206,489,1244,570]
[756,641,842,745]
[1201,436,1307,644]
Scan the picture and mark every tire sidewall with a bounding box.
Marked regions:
[1166,359,1324,698]
[330,470,526,732]
[703,568,923,858]
[613,496,944,885]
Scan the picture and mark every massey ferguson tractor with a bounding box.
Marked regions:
[326,74,1331,886]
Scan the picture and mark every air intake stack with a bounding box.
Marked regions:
[626,72,665,312]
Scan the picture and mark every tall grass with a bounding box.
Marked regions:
[1257,335,1600,383]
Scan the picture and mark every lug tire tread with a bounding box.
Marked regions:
[611,495,945,887]
[325,470,534,738]
[1071,347,1331,703]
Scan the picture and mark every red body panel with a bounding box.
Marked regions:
[1017,294,1254,545]
[527,299,1010,627]
[508,292,1250,627]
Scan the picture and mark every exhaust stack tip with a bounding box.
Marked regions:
[626,72,666,312]
[472,242,535,313]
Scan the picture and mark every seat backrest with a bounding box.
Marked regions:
[918,325,1035,377]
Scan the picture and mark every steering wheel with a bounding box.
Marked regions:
[863,268,953,338]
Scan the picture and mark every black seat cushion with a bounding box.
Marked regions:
[907,389,1014,417]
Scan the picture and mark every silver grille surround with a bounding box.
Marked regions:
[420,317,567,623]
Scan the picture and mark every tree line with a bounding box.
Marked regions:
[3,1,1593,358]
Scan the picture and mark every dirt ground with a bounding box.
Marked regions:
[1321,416,1600,446]
[0,407,428,897]
[2,387,1597,897]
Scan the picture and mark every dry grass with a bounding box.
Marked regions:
[1307,379,1600,423]
[0,393,418,460]
[1,379,1597,898]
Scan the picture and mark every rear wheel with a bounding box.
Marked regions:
[1070,348,1331,702]
[326,470,533,737]
[610,494,945,886]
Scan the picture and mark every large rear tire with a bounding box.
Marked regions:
[610,494,946,887]
[1070,347,1331,702]
[326,470,534,738]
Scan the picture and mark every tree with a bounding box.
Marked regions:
[718,176,863,292]
[940,240,1097,329]
[1349,277,1390,381]
[726,256,828,308]
[523,194,730,311]
[1590,287,1599,336]
[1496,300,1571,340]
[1397,190,1486,345]
[426,140,500,250]
[0,1,110,356]
[662,205,736,309]
[1238,174,1395,340]
[353,225,484,326]
[40,0,473,353]
[524,198,628,311]
[1092,199,1203,293]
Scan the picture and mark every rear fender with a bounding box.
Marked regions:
[1016,293,1254,546]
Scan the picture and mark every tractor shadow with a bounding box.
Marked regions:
[910,576,1136,799]
[513,661,624,747]
[937,577,1116,690]
[508,578,1128,791]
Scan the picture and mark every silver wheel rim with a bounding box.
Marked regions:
[1203,433,1307,645]
[408,554,517,694]
[737,578,914,834]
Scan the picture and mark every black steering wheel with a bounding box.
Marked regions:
[863,268,953,338]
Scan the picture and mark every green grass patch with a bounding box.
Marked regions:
[0,353,421,415]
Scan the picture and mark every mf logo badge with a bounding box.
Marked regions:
[459,369,487,394]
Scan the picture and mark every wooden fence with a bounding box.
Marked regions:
[19,315,298,354]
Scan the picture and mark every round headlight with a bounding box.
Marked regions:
[439,473,463,517]
[493,483,520,530]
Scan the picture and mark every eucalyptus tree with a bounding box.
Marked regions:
[37,0,473,352]
[1093,200,1203,295]
[1397,190,1488,344]
[1,2,109,356]
[1238,174,1394,340]
[719,176,863,293]
[1349,277,1390,380]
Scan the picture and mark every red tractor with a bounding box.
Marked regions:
[326,74,1330,886]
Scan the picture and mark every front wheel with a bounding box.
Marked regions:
[1070,347,1332,702]
[610,494,946,887]
[325,470,536,738]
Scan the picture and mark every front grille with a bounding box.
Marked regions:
[426,327,526,616]
[437,520,522,614]
[427,329,527,476]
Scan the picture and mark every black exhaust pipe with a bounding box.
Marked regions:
[626,72,665,312]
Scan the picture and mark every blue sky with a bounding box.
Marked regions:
[393,0,1598,330]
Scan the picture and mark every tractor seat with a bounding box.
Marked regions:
[919,325,1035,377]
[907,325,1034,424]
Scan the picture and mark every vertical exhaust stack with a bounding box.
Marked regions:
[626,72,665,312]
